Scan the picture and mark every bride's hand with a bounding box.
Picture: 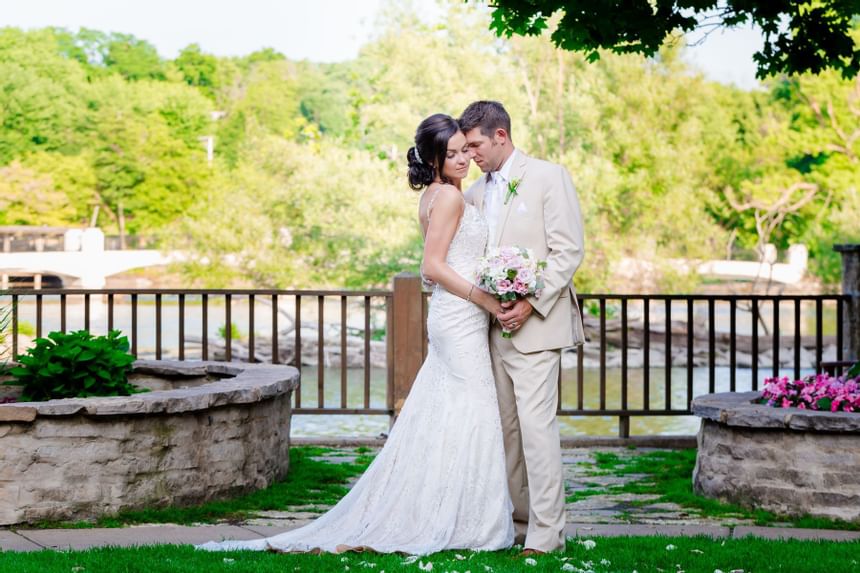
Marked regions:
[475,290,502,315]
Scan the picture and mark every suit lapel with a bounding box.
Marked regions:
[494,152,529,247]
[474,173,488,213]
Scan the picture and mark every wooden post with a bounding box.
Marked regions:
[391,273,424,417]
[835,244,860,361]
[618,415,630,439]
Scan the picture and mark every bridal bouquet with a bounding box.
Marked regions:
[476,246,547,338]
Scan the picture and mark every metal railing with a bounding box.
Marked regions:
[1,288,392,417]
[0,280,853,436]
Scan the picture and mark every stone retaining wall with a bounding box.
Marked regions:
[692,391,860,522]
[0,360,299,525]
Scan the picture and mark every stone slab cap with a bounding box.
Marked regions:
[0,405,37,422]
[0,360,299,422]
[692,391,860,433]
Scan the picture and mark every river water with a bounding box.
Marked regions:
[6,295,823,437]
[288,364,813,437]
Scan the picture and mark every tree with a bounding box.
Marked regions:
[0,28,89,162]
[0,162,77,226]
[488,1,860,79]
[175,44,218,99]
[103,33,165,81]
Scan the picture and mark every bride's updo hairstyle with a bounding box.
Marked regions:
[407,113,460,191]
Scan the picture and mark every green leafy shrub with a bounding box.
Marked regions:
[5,330,141,401]
[16,320,36,337]
[217,322,242,341]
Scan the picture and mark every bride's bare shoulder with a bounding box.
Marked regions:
[425,184,464,211]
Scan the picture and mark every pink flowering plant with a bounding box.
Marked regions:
[476,246,547,338]
[759,363,860,412]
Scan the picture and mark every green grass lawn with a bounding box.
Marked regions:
[27,446,860,534]
[574,448,860,531]
[1,535,857,572]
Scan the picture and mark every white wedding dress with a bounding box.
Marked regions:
[198,199,514,555]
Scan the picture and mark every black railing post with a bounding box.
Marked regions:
[835,244,860,362]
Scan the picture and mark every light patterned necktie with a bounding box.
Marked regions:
[485,172,501,243]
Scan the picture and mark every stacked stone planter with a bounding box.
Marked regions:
[0,360,299,525]
[693,391,860,522]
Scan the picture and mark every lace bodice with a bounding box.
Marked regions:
[422,186,487,286]
[444,202,488,281]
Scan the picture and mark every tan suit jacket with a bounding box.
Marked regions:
[465,151,585,352]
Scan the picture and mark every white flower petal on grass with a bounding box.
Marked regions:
[690,549,704,555]
[561,565,577,572]
[714,569,724,573]
[222,559,235,565]
[524,557,537,566]
[578,539,597,550]
[418,561,433,572]
[665,544,676,551]
[600,559,611,566]
[455,554,466,561]
[402,556,420,565]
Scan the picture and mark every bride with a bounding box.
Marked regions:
[198,113,514,555]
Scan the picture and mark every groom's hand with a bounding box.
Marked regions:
[498,299,533,331]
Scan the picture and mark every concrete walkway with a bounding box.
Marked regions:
[2,447,859,552]
[2,523,859,552]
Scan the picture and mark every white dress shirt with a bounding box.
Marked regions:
[485,148,518,245]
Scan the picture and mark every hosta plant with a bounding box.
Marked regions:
[4,330,142,401]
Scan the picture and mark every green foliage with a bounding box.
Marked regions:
[217,322,242,341]
[175,44,219,99]
[489,0,860,79]
[2,4,860,290]
[16,320,35,337]
[102,33,165,81]
[171,135,419,288]
[5,330,139,402]
[584,449,860,530]
[0,161,78,226]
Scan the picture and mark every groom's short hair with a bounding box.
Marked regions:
[459,101,512,139]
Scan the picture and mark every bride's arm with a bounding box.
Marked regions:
[422,187,501,316]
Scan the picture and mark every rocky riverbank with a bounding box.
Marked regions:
[194,314,836,371]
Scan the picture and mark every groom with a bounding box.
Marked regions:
[460,101,585,554]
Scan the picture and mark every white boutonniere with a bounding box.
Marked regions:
[505,178,522,205]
